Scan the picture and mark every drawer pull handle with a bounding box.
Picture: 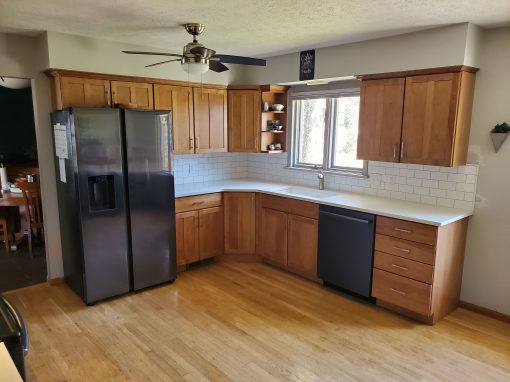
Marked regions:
[393,246,411,253]
[394,227,412,233]
[391,263,409,271]
[390,287,407,296]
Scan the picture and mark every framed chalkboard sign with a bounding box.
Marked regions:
[299,50,315,81]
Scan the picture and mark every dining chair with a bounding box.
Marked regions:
[0,214,8,252]
[18,182,44,258]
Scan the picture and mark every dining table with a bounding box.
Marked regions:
[0,191,26,251]
[0,191,25,207]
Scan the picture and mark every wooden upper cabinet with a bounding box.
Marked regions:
[357,67,477,166]
[198,206,224,260]
[287,214,318,278]
[111,81,153,109]
[357,78,405,162]
[228,90,260,152]
[259,207,288,266]
[60,77,111,108]
[154,84,195,154]
[401,73,459,166]
[224,192,256,254]
[193,88,228,153]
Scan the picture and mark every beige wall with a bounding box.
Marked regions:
[461,27,510,315]
[239,23,472,84]
[0,32,63,278]
[46,31,246,84]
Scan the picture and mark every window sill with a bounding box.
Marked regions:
[284,166,368,178]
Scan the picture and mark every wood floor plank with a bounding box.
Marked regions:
[5,262,510,381]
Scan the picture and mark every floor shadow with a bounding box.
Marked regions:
[0,244,46,292]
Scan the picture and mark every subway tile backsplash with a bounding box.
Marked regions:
[173,152,478,211]
[173,153,247,184]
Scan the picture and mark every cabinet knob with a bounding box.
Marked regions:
[400,141,405,159]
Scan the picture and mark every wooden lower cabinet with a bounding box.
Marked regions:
[259,207,287,266]
[287,214,318,278]
[175,211,200,266]
[224,192,256,254]
[198,206,224,260]
[372,216,469,324]
[258,195,319,280]
[175,194,224,266]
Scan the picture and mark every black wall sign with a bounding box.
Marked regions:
[299,50,315,81]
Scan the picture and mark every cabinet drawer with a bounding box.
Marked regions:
[260,194,318,219]
[374,251,433,284]
[372,269,432,316]
[175,193,222,213]
[377,216,436,245]
[375,234,435,265]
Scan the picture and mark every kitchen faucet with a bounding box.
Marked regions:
[316,167,325,190]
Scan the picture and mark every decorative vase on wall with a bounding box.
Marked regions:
[490,132,508,152]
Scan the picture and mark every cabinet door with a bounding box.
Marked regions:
[224,192,256,254]
[154,84,195,154]
[401,73,460,166]
[287,214,318,278]
[175,211,200,266]
[259,208,287,266]
[61,77,111,108]
[357,78,405,162]
[111,81,154,109]
[198,206,224,260]
[228,90,260,152]
[194,88,228,153]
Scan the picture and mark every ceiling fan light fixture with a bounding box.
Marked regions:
[181,62,209,76]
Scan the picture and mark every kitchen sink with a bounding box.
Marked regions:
[280,186,339,199]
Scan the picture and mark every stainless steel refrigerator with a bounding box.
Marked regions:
[51,108,176,304]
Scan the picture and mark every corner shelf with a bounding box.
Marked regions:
[260,84,288,153]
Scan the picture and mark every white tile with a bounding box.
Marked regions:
[422,179,439,189]
[399,169,415,177]
[446,190,465,200]
[438,181,457,190]
[465,175,477,184]
[454,200,474,210]
[414,186,430,195]
[430,188,447,198]
[456,183,476,192]
[407,178,422,186]
[464,192,475,202]
[439,167,458,173]
[447,173,467,183]
[437,198,455,207]
[390,191,406,200]
[414,170,431,179]
[431,172,448,181]
[398,184,414,193]
[420,196,437,206]
[405,193,420,202]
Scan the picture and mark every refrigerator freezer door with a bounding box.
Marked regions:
[124,110,177,290]
[73,108,131,303]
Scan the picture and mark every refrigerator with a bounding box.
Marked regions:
[51,108,176,304]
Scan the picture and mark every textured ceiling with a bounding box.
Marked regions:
[0,0,509,57]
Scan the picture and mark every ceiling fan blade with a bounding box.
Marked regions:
[190,46,216,58]
[213,54,266,66]
[122,50,183,58]
[145,59,181,68]
[209,60,229,73]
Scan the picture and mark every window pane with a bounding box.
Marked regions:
[296,98,326,165]
[332,96,363,169]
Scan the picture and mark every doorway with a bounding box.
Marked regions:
[0,76,47,292]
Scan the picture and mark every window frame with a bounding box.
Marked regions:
[287,87,368,177]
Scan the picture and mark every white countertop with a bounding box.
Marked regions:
[175,179,473,226]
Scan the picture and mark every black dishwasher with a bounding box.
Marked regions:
[317,205,376,299]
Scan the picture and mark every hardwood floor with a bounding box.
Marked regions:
[5,262,510,381]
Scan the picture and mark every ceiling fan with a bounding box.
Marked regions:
[122,23,266,75]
